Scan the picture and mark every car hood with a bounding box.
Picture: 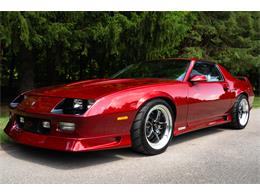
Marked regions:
[27,78,180,99]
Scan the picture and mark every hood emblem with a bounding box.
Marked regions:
[31,101,36,106]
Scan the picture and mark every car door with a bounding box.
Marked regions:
[187,62,232,126]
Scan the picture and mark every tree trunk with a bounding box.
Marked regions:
[79,56,84,80]
[46,46,58,85]
[8,53,16,88]
[18,46,34,92]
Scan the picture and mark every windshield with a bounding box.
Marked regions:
[111,59,190,81]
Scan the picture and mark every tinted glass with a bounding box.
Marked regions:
[112,60,190,81]
[190,63,223,82]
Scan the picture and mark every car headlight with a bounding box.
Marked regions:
[51,98,95,115]
[9,94,25,109]
[73,99,83,109]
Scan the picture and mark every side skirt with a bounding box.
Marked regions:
[173,114,232,136]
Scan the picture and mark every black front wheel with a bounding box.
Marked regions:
[130,99,174,155]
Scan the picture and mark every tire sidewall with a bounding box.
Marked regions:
[236,95,250,129]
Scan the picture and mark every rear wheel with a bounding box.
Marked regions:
[131,99,174,155]
[230,94,250,129]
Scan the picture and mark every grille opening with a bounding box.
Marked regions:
[16,115,51,135]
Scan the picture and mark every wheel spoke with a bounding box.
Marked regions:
[147,130,153,138]
[153,131,160,142]
[154,110,161,122]
[158,121,166,125]
[146,121,153,138]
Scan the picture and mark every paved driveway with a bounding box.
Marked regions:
[0,109,259,183]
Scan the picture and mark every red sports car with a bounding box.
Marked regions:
[4,58,254,155]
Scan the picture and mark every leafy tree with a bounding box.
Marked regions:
[0,11,259,97]
[181,12,260,92]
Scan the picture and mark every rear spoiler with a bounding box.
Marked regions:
[236,76,253,88]
[236,76,249,82]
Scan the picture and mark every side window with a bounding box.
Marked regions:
[190,63,223,82]
[210,65,224,81]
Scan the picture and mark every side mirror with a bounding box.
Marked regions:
[190,75,207,82]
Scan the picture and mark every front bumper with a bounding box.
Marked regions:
[4,110,132,152]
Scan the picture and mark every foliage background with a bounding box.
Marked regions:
[0,11,259,101]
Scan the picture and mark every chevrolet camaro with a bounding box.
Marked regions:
[4,58,254,155]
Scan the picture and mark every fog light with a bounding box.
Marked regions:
[20,116,24,123]
[59,122,75,131]
[42,121,51,128]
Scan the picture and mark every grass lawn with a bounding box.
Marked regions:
[253,96,260,108]
[0,96,259,144]
[0,115,10,143]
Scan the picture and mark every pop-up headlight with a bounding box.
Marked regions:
[73,99,83,109]
[51,98,95,115]
[9,94,24,109]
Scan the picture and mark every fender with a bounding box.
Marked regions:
[86,87,180,117]
[136,91,175,109]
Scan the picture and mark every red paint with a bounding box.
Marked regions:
[4,58,254,152]
[190,75,207,82]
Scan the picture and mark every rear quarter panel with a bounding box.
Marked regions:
[218,65,254,108]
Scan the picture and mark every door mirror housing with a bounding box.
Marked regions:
[190,75,207,83]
